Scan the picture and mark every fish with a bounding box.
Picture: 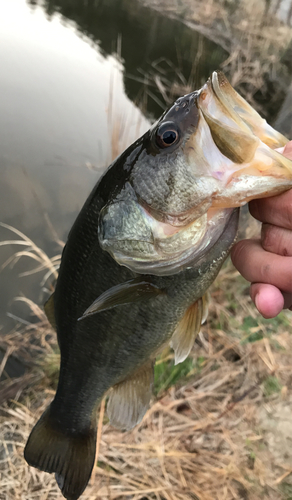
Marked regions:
[24,71,292,500]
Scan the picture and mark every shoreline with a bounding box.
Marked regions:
[138,0,292,134]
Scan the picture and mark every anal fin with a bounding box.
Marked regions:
[170,294,209,365]
[107,360,154,431]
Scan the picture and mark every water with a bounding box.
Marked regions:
[0,0,229,341]
[0,1,139,333]
[36,0,228,116]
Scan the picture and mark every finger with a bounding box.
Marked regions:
[250,283,292,317]
[261,223,292,256]
[250,283,284,318]
[230,239,292,293]
[249,189,292,230]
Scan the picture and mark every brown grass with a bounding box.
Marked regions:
[138,0,292,118]
[1,256,292,500]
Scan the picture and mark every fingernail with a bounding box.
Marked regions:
[249,199,259,220]
[255,293,260,311]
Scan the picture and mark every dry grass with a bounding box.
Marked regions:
[0,221,62,289]
[0,255,292,500]
[138,0,292,119]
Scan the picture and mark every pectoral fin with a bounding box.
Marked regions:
[44,293,56,331]
[107,360,154,430]
[170,295,208,365]
[78,278,164,320]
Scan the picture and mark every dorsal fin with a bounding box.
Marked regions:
[170,295,209,365]
[44,293,56,331]
[107,360,154,431]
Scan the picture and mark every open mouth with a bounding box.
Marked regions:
[184,71,292,209]
[200,71,288,149]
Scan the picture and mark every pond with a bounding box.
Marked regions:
[0,0,229,339]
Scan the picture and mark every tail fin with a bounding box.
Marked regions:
[24,407,97,500]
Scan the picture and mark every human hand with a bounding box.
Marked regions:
[231,141,292,318]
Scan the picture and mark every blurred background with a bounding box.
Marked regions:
[0,1,292,499]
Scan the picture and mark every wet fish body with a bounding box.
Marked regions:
[24,72,292,500]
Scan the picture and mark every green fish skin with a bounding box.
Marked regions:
[24,72,292,500]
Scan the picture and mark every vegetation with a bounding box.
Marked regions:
[139,0,292,124]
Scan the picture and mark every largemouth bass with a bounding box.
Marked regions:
[24,72,292,500]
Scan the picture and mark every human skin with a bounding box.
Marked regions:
[231,141,292,319]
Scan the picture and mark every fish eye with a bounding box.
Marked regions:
[156,122,180,149]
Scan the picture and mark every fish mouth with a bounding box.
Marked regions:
[185,71,292,209]
[201,71,288,150]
